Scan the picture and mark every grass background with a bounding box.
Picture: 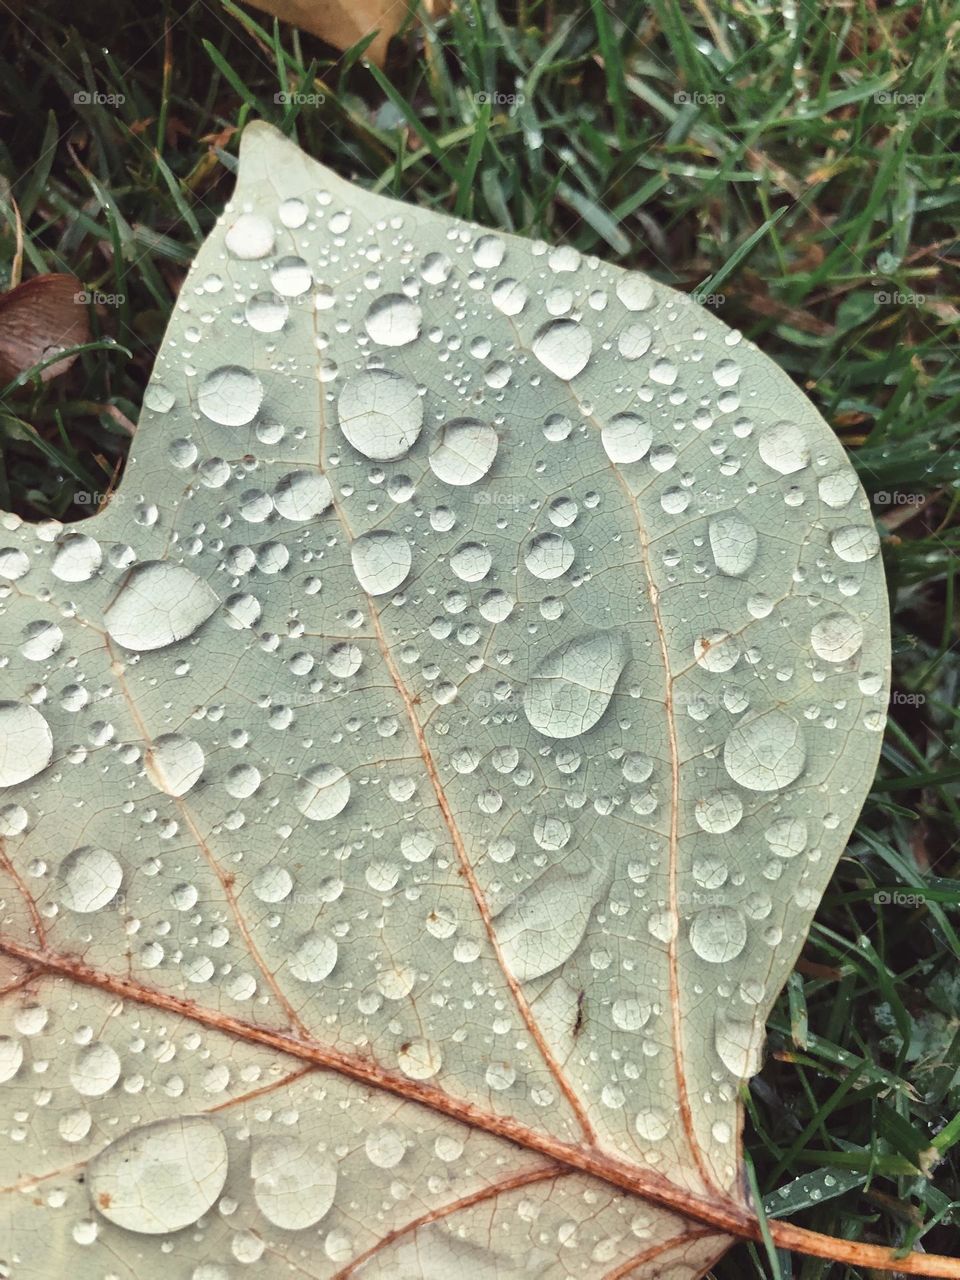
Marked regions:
[1,1,959,1274]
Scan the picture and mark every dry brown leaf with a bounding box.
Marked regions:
[0,272,91,385]
[240,0,445,65]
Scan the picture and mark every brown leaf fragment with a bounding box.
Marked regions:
[0,272,91,385]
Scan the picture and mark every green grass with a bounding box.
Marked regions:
[1,1,959,1274]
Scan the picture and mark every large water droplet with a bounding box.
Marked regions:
[524,532,575,580]
[58,846,123,912]
[70,1042,121,1097]
[758,422,809,474]
[273,471,333,520]
[0,1037,23,1084]
[337,370,423,461]
[296,764,350,821]
[364,294,422,346]
[245,292,288,333]
[52,534,102,583]
[106,562,220,651]
[690,907,747,963]
[724,710,805,791]
[601,413,652,464]
[694,791,743,834]
[524,632,627,739]
[198,366,263,426]
[714,1011,763,1078]
[251,1139,336,1230]
[0,703,53,786]
[764,817,807,858]
[709,515,758,577]
[495,870,594,981]
[429,419,498,486]
[225,212,275,259]
[831,526,880,563]
[146,735,205,797]
[810,613,863,662]
[532,319,592,379]
[616,275,655,311]
[289,933,338,981]
[88,1116,228,1234]
[350,530,412,595]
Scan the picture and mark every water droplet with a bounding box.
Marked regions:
[365,1128,405,1168]
[289,933,338,982]
[251,1139,336,1229]
[20,620,63,661]
[831,526,880,563]
[634,1109,669,1141]
[88,1116,228,1234]
[429,418,498,485]
[694,792,743,834]
[146,735,205,797]
[273,470,333,520]
[58,847,123,912]
[524,632,627,739]
[818,472,858,508]
[225,213,275,259]
[601,413,652,464]
[764,817,807,859]
[709,515,758,576]
[337,370,423,461]
[524,532,575,580]
[350,530,412,595]
[105,562,220,651]
[532,319,591,379]
[810,613,863,662]
[449,542,491,582]
[270,256,312,297]
[618,323,652,360]
[714,1011,763,1078]
[0,1037,23,1083]
[724,710,805,791]
[296,764,350,821]
[70,1042,121,1097]
[245,292,288,333]
[397,1040,442,1079]
[364,294,422,346]
[612,998,651,1032]
[0,703,53,786]
[52,534,102,583]
[758,422,809,474]
[694,631,740,673]
[198,366,263,426]
[616,275,654,311]
[690,907,747,963]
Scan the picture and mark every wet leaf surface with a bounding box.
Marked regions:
[0,122,893,1278]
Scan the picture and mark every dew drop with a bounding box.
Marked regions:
[0,703,53,786]
[810,613,863,662]
[198,366,263,427]
[758,422,809,474]
[690,907,747,963]
[146,735,205,797]
[58,847,123,912]
[724,710,805,791]
[296,764,350,821]
[524,632,627,739]
[350,530,412,595]
[429,418,498,485]
[532,319,592,379]
[708,515,758,577]
[831,526,880,563]
[337,370,423,461]
[225,213,275,259]
[88,1116,228,1234]
[251,1139,336,1230]
[364,294,422,346]
[601,413,652,464]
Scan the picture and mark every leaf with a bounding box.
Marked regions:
[1,121,954,1278]
[239,0,446,66]
[0,273,90,386]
